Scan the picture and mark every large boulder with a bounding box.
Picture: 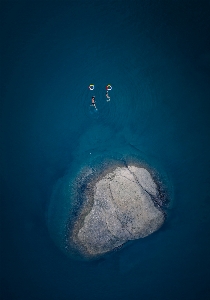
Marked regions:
[71,165,165,257]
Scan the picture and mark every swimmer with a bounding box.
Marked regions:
[106,91,110,101]
[91,96,97,108]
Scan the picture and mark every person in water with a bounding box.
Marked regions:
[106,90,110,101]
[91,96,97,108]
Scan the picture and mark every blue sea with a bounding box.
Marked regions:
[1,1,210,299]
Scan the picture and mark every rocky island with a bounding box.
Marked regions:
[69,164,166,258]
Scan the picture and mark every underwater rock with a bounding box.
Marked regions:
[71,165,165,257]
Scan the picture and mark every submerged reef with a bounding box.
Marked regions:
[65,156,168,259]
[47,154,169,260]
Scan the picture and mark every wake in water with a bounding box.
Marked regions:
[89,105,99,119]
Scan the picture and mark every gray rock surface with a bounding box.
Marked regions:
[74,165,165,256]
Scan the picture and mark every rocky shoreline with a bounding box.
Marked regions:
[68,161,167,258]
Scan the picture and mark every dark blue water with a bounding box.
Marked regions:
[1,1,210,299]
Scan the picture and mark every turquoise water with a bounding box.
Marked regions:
[1,1,210,299]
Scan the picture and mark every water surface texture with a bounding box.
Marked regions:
[1,1,210,299]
